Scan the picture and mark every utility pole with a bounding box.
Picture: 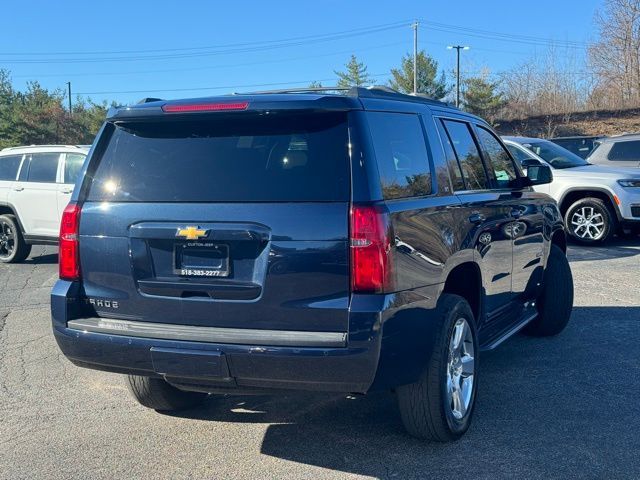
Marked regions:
[66,81,72,117]
[447,45,469,107]
[412,21,418,94]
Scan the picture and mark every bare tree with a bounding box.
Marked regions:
[589,0,640,108]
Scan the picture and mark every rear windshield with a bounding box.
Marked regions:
[87,112,350,202]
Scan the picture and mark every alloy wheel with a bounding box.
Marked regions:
[446,318,475,420]
[0,220,15,259]
[570,206,605,241]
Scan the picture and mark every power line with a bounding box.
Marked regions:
[419,20,590,50]
[0,21,410,56]
[0,23,409,64]
[12,41,407,79]
[74,72,391,96]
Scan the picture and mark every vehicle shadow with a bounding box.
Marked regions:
[170,306,640,479]
[24,252,58,264]
[567,236,640,262]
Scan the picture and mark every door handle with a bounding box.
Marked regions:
[468,212,486,224]
[13,186,24,192]
[61,188,73,194]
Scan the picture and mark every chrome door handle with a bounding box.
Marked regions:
[13,186,24,192]
[468,212,486,224]
[61,188,73,194]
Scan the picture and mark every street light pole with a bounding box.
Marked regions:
[447,45,469,107]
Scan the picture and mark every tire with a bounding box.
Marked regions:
[396,294,478,442]
[564,197,616,245]
[0,214,31,263]
[524,245,574,337]
[126,375,208,411]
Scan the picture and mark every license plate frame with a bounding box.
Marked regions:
[174,242,230,277]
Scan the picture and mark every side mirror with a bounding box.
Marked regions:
[526,164,553,185]
[521,158,543,168]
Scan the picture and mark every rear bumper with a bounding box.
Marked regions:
[52,280,442,394]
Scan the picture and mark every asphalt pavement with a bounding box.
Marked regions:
[0,241,639,479]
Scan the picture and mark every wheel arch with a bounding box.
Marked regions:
[441,261,482,322]
[558,188,621,221]
[0,203,25,233]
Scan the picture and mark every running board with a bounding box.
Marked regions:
[480,310,538,351]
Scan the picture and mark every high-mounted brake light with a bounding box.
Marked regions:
[59,202,81,281]
[350,205,394,293]
[161,102,249,113]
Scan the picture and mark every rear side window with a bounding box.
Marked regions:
[441,120,488,190]
[475,127,518,188]
[64,153,86,185]
[367,112,431,199]
[87,113,349,202]
[22,153,60,183]
[608,141,640,161]
[0,155,22,181]
[436,120,465,192]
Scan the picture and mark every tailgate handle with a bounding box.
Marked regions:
[138,280,261,301]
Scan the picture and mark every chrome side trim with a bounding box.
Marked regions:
[67,318,348,348]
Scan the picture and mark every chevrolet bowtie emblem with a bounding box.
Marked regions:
[176,226,208,240]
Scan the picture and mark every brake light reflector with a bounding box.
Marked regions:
[59,202,81,281]
[161,102,249,113]
[350,205,394,293]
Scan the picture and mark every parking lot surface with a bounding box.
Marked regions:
[1,241,639,479]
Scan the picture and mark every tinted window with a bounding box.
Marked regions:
[25,153,60,183]
[608,141,640,161]
[436,120,464,191]
[367,112,431,199]
[442,120,488,190]
[0,155,22,181]
[88,113,349,202]
[506,144,533,163]
[522,141,588,169]
[476,127,518,188]
[64,153,86,184]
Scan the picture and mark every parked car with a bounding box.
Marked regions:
[52,87,573,442]
[587,134,640,167]
[0,145,88,262]
[550,135,603,159]
[503,136,640,244]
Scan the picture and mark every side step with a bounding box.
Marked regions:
[480,308,538,351]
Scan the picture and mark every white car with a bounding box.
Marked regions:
[0,145,88,262]
[503,136,640,244]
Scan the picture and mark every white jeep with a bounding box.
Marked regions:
[503,136,640,244]
[0,145,88,262]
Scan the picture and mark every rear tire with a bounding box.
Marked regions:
[396,294,478,442]
[0,214,31,263]
[524,245,574,337]
[564,197,615,245]
[126,375,208,411]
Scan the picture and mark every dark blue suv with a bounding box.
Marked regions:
[52,86,573,441]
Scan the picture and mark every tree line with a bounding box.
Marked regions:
[0,0,636,147]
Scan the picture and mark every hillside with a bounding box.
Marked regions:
[495,108,640,139]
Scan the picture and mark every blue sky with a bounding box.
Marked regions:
[1,0,602,105]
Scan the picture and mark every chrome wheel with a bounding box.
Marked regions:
[0,220,15,259]
[570,206,605,240]
[446,318,475,420]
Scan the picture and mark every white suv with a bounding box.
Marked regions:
[503,136,640,244]
[0,145,88,262]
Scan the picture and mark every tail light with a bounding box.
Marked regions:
[350,204,394,293]
[59,202,81,281]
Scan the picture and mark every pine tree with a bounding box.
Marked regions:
[389,51,449,99]
[335,55,371,88]
[462,75,506,123]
